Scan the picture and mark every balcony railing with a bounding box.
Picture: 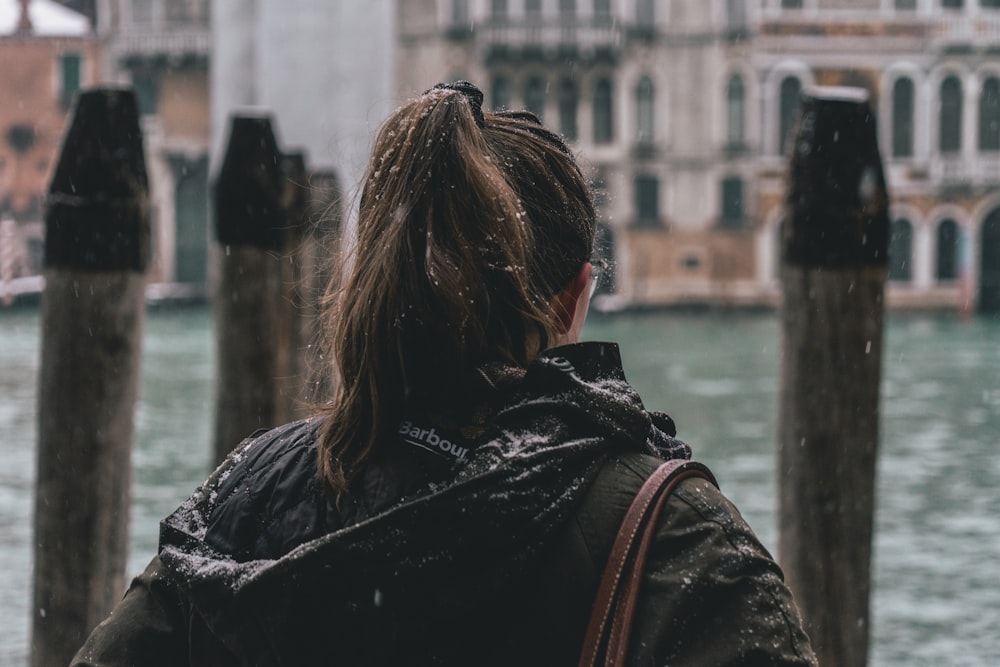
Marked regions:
[933,14,1000,48]
[928,154,1000,185]
[480,19,622,60]
[114,28,211,61]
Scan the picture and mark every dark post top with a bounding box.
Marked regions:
[45,87,150,272]
[214,115,285,249]
[784,86,890,269]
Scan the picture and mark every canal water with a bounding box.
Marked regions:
[1,306,998,665]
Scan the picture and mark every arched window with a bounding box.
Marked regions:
[979,76,1000,151]
[940,75,963,154]
[634,174,660,227]
[727,74,746,147]
[936,219,960,282]
[594,77,614,144]
[779,76,802,156]
[720,176,744,229]
[558,77,578,141]
[525,76,546,121]
[636,76,655,145]
[889,218,914,282]
[981,208,1000,313]
[892,77,915,158]
[491,75,510,111]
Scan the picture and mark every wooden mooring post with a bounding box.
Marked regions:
[32,88,150,667]
[777,87,889,667]
[212,115,314,463]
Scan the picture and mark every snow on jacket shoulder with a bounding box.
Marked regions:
[72,450,817,666]
[568,453,816,666]
[72,342,816,666]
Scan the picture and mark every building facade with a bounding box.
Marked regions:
[0,0,98,288]
[396,0,1000,313]
[96,0,211,290]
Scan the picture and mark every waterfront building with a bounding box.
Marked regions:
[0,0,97,283]
[95,0,211,292]
[396,0,1000,313]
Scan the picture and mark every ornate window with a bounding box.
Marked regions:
[60,54,82,110]
[892,77,915,158]
[558,77,579,141]
[636,76,655,145]
[936,219,960,282]
[525,77,546,121]
[979,77,1000,151]
[727,74,746,147]
[491,75,510,111]
[779,76,802,156]
[888,218,914,282]
[721,177,744,229]
[940,75,963,154]
[634,174,660,227]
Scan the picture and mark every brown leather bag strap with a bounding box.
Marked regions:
[578,459,718,667]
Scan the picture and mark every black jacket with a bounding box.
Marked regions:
[73,342,816,666]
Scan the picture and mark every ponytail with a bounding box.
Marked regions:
[317,83,595,495]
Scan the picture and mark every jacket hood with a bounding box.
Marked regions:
[158,342,689,664]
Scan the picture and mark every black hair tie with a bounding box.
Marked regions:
[432,80,485,128]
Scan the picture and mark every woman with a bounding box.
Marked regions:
[74,82,816,666]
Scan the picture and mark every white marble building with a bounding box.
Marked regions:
[395,0,1000,313]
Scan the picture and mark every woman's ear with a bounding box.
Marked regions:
[553,263,592,337]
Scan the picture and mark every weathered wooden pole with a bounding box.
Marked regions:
[778,87,889,667]
[212,114,286,463]
[32,88,150,667]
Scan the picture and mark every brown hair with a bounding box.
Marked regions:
[317,83,596,495]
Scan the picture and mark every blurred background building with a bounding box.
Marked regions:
[3,0,1000,313]
[96,0,210,294]
[1,0,97,300]
[398,0,1000,314]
